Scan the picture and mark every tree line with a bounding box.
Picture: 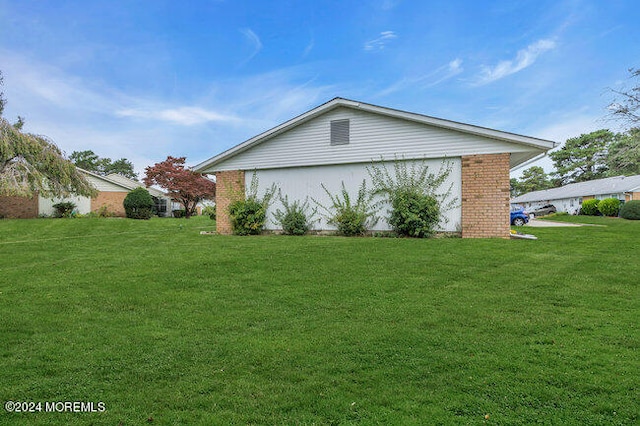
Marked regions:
[511,68,640,197]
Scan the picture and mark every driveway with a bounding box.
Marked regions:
[525,218,583,227]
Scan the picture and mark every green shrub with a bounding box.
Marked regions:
[95,205,114,218]
[202,205,216,220]
[228,173,277,235]
[580,199,600,216]
[389,190,440,238]
[368,158,456,237]
[229,199,267,235]
[598,198,621,217]
[273,193,316,235]
[619,200,640,220]
[52,201,76,218]
[124,188,154,220]
[315,181,379,236]
[172,209,186,218]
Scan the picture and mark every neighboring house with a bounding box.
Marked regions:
[194,97,556,238]
[0,169,170,218]
[511,174,640,215]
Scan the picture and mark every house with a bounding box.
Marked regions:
[194,97,556,238]
[511,174,640,215]
[0,169,170,218]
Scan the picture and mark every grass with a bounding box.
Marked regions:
[0,215,638,425]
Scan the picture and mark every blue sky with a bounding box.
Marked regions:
[1,0,638,177]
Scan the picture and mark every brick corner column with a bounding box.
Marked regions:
[215,170,245,235]
[461,153,511,239]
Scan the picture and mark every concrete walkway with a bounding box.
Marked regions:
[525,218,583,227]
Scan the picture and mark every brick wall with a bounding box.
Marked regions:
[461,153,511,238]
[215,170,245,234]
[0,195,39,218]
[91,192,128,217]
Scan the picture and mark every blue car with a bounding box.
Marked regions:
[510,206,530,226]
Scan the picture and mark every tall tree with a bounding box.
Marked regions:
[549,129,614,185]
[70,149,137,179]
[143,156,216,218]
[609,68,640,127]
[511,166,553,196]
[1,71,95,198]
[606,128,640,176]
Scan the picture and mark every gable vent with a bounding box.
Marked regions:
[330,119,350,145]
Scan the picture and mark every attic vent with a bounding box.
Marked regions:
[330,119,350,145]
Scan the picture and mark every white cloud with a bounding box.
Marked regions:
[116,106,240,126]
[364,31,398,51]
[475,38,557,85]
[239,28,262,63]
[375,58,463,97]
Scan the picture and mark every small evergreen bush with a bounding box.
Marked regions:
[52,201,76,218]
[597,198,621,217]
[124,188,154,220]
[273,193,316,235]
[315,181,379,236]
[172,209,186,218]
[580,199,600,216]
[619,200,640,220]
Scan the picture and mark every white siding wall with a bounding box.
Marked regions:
[215,107,531,172]
[39,195,92,216]
[86,175,128,192]
[251,158,462,232]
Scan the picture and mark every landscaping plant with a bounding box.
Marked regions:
[123,187,154,220]
[368,158,456,237]
[52,201,76,218]
[580,198,600,215]
[228,172,277,235]
[314,180,379,236]
[272,192,316,235]
[619,199,640,219]
[597,197,621,217]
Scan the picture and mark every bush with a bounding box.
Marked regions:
[124,188,154,220]
[389,190,440,238]
[273,193,316,235]
[228,173,277,235]
[202,205,216,220]
[580,199,600,216]
[368,158,456,237]
[52,202,76,218]
[172,209,186,218]
[619,200,640,220]
[598,198,621,217]
[229,199,267,235]
[315,181,379,236]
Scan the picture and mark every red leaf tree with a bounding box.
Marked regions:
[143,156,216,218]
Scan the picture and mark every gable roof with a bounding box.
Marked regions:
[194,97,556,173]
[78,169,167,198]
[512,174,640,203]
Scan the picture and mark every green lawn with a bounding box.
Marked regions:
[0,216,637,425]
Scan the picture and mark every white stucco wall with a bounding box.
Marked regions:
[250,158,462,232]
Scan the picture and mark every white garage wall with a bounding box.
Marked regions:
[251,158,462,232]
[39,195,92,216]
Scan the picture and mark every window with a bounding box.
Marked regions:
[330,119,350,145]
